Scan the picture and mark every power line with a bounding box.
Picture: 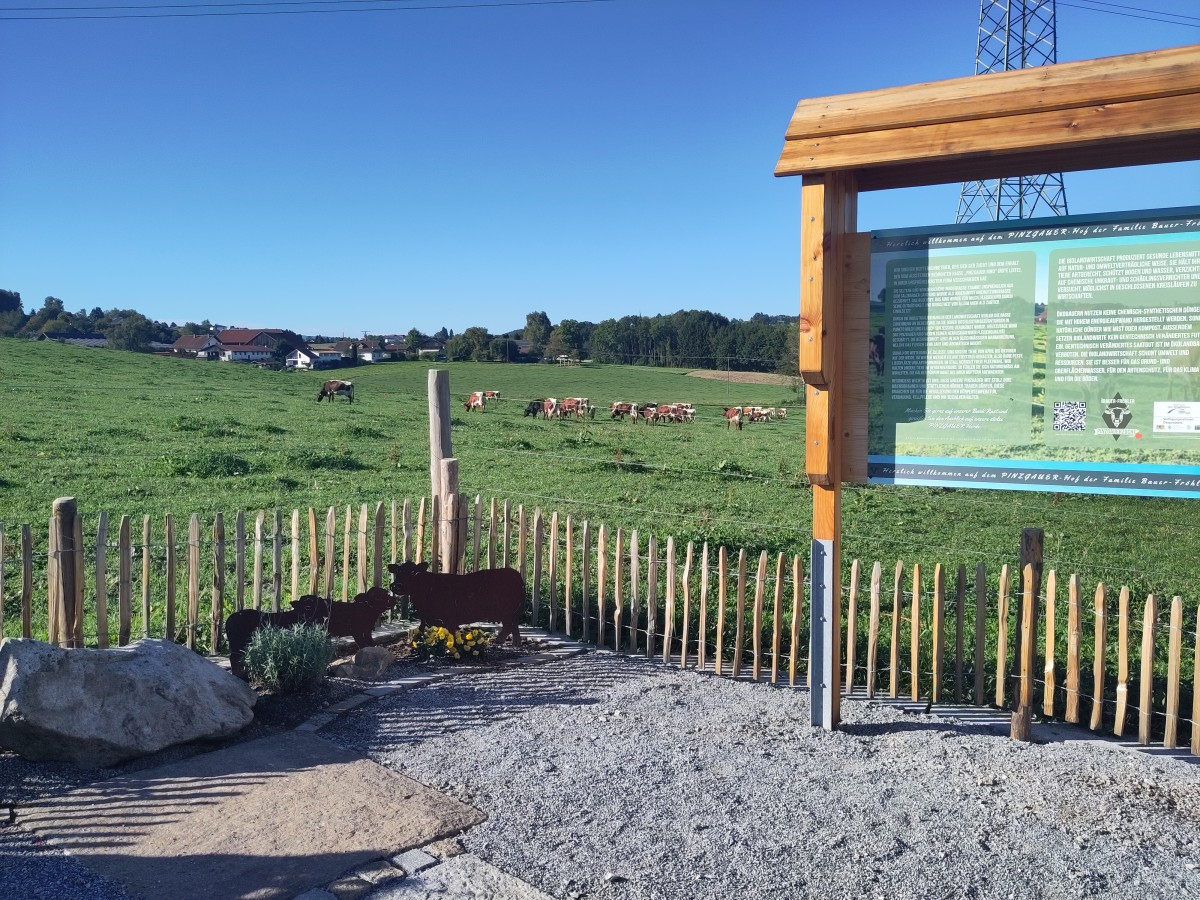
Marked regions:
[1058,0,1200,27]
[0,0,613,20]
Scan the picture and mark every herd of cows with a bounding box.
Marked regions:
[464,390,786,430]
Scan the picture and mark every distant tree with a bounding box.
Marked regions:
[433,326,450,341]
[444,334,472,361]
[104,313,157,352]
[523,311,551,355]
[0,290,22,313]
[489,337,517,362]
[180,322,207,335]
[90,306,104,320]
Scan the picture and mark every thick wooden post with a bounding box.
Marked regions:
[1012,530,1043,739]
[50,498,78,648]
[428,370,452,503]
[803,171,855,730]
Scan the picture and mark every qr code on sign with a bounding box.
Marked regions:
[1053,401,1087,431]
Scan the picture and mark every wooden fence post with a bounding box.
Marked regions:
[790,555,802,686]
[932,563,945,704]
[1115,586,1131,737]
[911,562,921,702]
[548,512,559,633]
[751,550,767,680]
[532,509,544,627]
[322,506,336,599]
[1043,569,1057,717]
[771,552,784,685]
[308,508,319,596]
[890,560,903,699]
[439,461,459,574]
[1066,574,1081,723]
[867,561,881,698]
[255,511,267,610]
[645,534,657,658]
[697,543,709,670]
[50,498,78,648]
[1090,582,1107,732]
[597,525,609,648]
[995,564,1010,708]
[564,516,574,637]
[428,369,452,509]
[679,541,693,667]
[141,515,152,639]
[715,546,727,675]
[845,559,860,694]
[118,515,132,646]
[1011,563,1036,741]
[291,509,301,603]
[1138,595,1158,745]
[212,514,225,654]
[487,499,497,570]
[21,524,33,639]
[95,513,109,649]
[186,514,200,650]
[662,537,676,664]
[580,521,592,644]
[164,513,176,642]
[954,565,965,704]
[272,509,283,611]
[974,562,986,705]
[732,549,747,678]
[613,529,624,652]
[1164,596,1183,749]
[374,501,385,588]
[628,530,639,652]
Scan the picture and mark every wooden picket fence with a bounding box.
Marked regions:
[2,496,1197,756]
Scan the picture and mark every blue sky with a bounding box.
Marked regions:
[1,0,1197,337]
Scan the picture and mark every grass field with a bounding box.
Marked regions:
[3,337,1200,609]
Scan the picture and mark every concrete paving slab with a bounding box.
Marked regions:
[367,854,553,900]
[16,730,485,900]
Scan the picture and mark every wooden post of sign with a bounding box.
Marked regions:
[50,498,78,648]
[802,171,855,730]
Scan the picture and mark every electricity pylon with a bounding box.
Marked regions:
[956,0,1069,222]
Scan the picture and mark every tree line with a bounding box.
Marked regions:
[436,310,799,374]
[3,290,799,373]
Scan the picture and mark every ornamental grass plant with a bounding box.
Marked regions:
[411,625,494,661]
[244,623,337,693]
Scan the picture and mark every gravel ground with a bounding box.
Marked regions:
[325,652,1200,900]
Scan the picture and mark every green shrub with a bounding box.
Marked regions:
[244,624,336,693]
[158,450,252,477]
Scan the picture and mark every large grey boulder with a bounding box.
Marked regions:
[0,638,257,767]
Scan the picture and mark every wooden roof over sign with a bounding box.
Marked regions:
[774,43,1200,191]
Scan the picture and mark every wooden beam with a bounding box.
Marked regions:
[806,172,856,731]
[841,232,870,484]
[783,44,1200,140]
[777,92,1200,180]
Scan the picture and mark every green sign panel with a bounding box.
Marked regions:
[869,207,1200,497]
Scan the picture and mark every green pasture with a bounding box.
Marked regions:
[2,337,1199,601]
[1,339,1196,730]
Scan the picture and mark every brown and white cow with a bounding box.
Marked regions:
[465,391,485,412]
[483,390,500,401]
[316,380,354,403]
[559,397,593,419]
[610,401,637,420]
[724,407,743,430]
[542,398,559,420]
[774,407,788,420]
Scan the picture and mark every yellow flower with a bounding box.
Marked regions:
[454,652,461,659]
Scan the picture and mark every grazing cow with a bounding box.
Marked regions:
[559,397,592,419]
[483,390,501,401]
[316,380,354,404]
[638,403,659,424]
[724,407,743,431]
[292,586,396,649]
[523,400,543,417]
[388,561,524,646]
[774,407,788,420]
[465,391,485,412]
[610,401,637,420]
[542,398,559,420]
[224,599,331,679]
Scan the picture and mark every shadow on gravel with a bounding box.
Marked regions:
[325,654,640,754]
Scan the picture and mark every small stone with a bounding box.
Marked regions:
[326,876,373,900]
[604,872,627,884]
[392,848,439,875]
[349,860,402,885]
